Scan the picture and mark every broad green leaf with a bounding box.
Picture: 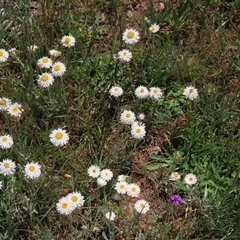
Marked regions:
[146,163,169,171]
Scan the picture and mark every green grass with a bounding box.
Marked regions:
[0,0,240,239]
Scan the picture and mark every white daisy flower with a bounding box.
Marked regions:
[9,48,17,54]
[134,199,150,214]
[61,35,76,47]
[24,162,41,179]
[105,211,116,221]
[183,86,199,100]
[120,110,136,125]
[127,183,141,197]
[149,24,160,33]
[51,62,66,77]
[67,191,85,208]
[149,87,163,100]
[56,197,74,215]
[100,169,113,181]
[169,172,181,181]
[0,134,14,149]
[0,158,16,176]
[144,17,151,23]
[37,57,52,69]
[97,177,107,187]
[49,49,62,57]
[135,86,149,99]
[87,165,101,178]
[115,181,128,194]
[27,45,38,52]
[0,49,9,62]
[49,128,69,147]
[131,121,146,139]
[184,173,198,185]
[118,49,132,62]
[37,73,54,88]
[123,28,140,44]
[7,103,23,118]
[117,174,128,182]
[0,97,12,111]
[109,86,123,98]
[137,113,145,120]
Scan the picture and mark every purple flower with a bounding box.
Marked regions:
[168,194,182,205]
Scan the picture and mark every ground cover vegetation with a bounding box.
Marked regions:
[0,0,240,239]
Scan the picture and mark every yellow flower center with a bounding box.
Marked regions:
[64,37,71,43]
[173,172,179,177]
[123,51,128,56]
[12,107,19,113]
[131,187,136,192]
[4,162,9,168]
[2,137,8,142]
[71,196,78,202]
[136,128,141,133]
[126,113,131,118]
[62,202,68,209]
[127,31,135,39]
[0,50,3,56]
[41,74,49,81]
[92,169,96,173]
[105,173,109,176]
[42,57,49,63]
[189,177,193,182]
[64,173,71,178]
[153,89,158,94]
[55,132,63,139]
[189,88,194,94]
[114,88,119,92]
[29,165,36,172]
[140,88,145,93]
[151,27,156,32]
[54,65,60,71]
[0,99,7,106]
[120,184,125,189]
[140,203,145,209]
[188,206,193,212]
